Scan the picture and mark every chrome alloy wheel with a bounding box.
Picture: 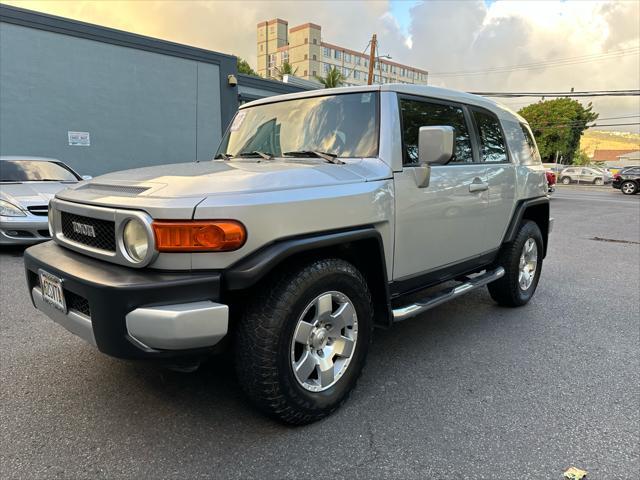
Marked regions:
[291,291,358,392]
[519,238,538,291]
[622,182,636,194]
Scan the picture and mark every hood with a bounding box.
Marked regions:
[58,158,392,204]
[1,182,75,207]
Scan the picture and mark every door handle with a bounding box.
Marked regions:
[469,179,489,192]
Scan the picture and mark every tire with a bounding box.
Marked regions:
[488,220,543,307]
[594,178,603,185]
[235,258,373,425]
[621,181,638,195]
[561,176,571,185]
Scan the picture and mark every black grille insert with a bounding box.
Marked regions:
[27,205,49,216]
[61,211,116,251]
[65,290,91,317]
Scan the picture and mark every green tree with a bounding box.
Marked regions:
[237,57,258,76]
[573,150,591,166]
[315,66,344,88]
[518,98,598,164]
[274,61,298,80]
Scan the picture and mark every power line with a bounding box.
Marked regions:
[474,89,640,97]
[430,47,640,77]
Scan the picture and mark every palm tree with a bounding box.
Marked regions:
[274,61,298,80]
[315,66,344,88]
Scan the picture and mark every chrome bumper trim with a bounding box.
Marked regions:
[125,301,228,350]
[32,286,96,345]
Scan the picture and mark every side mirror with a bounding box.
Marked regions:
[414,126,455,188]
[81,175,92,181]
[418,126,455,165]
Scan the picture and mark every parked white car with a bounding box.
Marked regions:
[24,85,551,424]
[0,156,89,245]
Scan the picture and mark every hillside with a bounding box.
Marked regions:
[580,130,640,156]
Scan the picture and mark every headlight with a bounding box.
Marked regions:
[0,199,26,217]
[122,219,149,263]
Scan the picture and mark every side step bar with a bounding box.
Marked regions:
[392,267,505,322]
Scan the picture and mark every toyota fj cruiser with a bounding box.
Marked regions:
[24,85,552,424]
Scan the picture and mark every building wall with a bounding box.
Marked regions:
[0,6,237,177]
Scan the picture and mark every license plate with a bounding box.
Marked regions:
[39,269,67,313]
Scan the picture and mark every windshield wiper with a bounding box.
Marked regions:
[283,151,345,164]
[213,152,234,160]
[236,151,274,160]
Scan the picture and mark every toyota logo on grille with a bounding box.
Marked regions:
[71,221,96,238]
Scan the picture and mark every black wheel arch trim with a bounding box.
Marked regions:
[224,226,393,327]
[502,196,550,257]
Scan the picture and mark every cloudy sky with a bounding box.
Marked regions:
[4,0,640,132]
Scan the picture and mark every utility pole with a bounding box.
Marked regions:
[367,34,377,85]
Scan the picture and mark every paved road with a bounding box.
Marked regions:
[1,189,638,479]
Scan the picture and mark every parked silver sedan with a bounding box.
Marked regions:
[0,156,88,245]
[559,166,612,185]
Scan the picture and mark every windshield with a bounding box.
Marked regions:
[0,160,79,182]
[217,92,379,159]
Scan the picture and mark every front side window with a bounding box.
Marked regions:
[218,92,379,159]
[473,110,508,163]
[0,160,79,182]
[400,98,473,165]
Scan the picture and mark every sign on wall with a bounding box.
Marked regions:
[68,131,90,146]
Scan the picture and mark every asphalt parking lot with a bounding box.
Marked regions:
[1,187,638,479]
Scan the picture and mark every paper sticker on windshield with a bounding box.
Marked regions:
[361,93,372,103]
[230,111,246,132]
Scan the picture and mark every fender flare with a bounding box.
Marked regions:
[502,196,550,256]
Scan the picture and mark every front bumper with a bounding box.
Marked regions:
[24,241,227,360]
[0,216,50,245]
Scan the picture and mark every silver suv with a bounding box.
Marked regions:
[24,85,552,424]
[559,166,611,185]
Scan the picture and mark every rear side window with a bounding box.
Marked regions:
[399,98,473,165]
[519,123,541,164]
[472,110,508,163]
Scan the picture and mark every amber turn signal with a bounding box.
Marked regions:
[152,220,246,252]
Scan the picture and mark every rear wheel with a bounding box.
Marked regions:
[621,181,638,195]
[561,176,571,185]
[594,177,604,185]
[488,220,543,307]
[235,258,373,424]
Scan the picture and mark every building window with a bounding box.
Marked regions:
[313,38,317,45]
[323,63,330,74]
[313,70,317,76]
[269,54,276,68]
[304,70,308,76]
[391,65,397,74]
[304,54,308,60]
[260,44,263,52]
[334,50,342,60]
[355,56,361,66]
[323,47,331,57]
[312,54,317,60]
[353,70,360,80]
[364,59,368,68]
[281,51,289,63]
[344,53,351,63]
[343,67,349,76]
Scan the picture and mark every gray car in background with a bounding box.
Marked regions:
[559,166,612,185]
[0,156,88,245]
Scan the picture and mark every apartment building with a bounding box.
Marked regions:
[257,19,428,86]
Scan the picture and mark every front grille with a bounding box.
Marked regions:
[27,205,49,216]
[65,290,91,317]
[60,211,116,251]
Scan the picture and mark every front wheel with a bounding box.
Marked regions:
[594,177,604,185]
[561,176,571,185]
[235,258,373,424]
[488,220,544,307]
[621,181,638,195]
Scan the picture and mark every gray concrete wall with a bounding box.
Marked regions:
[0,22,223,176]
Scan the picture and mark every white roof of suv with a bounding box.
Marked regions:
[241,83,526,124]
